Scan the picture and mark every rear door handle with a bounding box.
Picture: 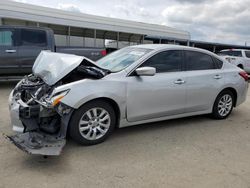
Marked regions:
[174,79,186,84]
[214,75,222,79]
[5,49,16,53]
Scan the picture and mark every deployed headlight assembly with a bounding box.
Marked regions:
[49,89,70,107]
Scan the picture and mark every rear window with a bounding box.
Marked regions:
[219,50,242,57]
[20,29,47,46]
[0,30,13,46]
[245,51,250,58]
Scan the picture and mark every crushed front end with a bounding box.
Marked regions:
[7,74,73,156]
[6,51,109,156]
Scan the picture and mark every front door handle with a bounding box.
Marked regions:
[214,75,222,79]
[5,49,16,53]
[174,79,186,84]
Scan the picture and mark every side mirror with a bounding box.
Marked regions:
[135,67,156,76]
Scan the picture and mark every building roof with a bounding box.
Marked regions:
[0,0,190,41]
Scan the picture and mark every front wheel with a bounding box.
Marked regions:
[211,90,234,119]
[69,100,116,145]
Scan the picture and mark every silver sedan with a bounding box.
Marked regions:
[8,45,249,155]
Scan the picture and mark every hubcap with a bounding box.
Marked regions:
[218,94,233,117]
[78,107,111,140]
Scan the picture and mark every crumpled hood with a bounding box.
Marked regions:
[33,51,96,86]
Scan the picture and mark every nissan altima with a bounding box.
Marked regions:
[7,44,249,155]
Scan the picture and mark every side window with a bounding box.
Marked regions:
[185,51,215,71]
[0,30,13,46]
[141,50,182,73]
[20,29,47,46]
[213,57,223,69]
[233,51,242,57]
[245,51,250,58]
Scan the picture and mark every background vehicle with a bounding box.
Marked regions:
[218,49,250,73]
[8,45,249,155]
[0,25,106,76]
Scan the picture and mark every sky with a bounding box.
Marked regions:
[13,0,250,46]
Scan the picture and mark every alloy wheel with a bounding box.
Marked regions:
[217,94,233,117]
[78,107,111,140]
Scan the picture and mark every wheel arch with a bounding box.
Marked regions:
[219,87,238,107]
[75,97,121,128]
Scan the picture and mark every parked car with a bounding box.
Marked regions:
[0,25,106,76]
[218,49,250,73]
[7,44,249,155]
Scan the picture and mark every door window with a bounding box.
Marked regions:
[185,51,215,70]
[20,29,47,46]
[245,51,250,58]
[213,57,223,69]
[141,50,183,73]
[0,30,13,46]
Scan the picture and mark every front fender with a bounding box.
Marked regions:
[56,79,127,118]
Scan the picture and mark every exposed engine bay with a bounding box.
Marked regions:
[6,51,109,156]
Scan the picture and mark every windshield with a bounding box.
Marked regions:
[96,47,152,72]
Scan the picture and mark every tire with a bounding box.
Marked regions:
[69,100,116,145]
[238,64,244,69]
[211,90,235,119]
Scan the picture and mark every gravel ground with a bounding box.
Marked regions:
[0,81,250,188]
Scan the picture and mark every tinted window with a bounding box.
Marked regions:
[0,30,13,46]
[20,29,47,46]
[185,51,215,71]
[213,57,223,69]
[245,51,250,58]
[141,50,182,73]
[219,51,242,57]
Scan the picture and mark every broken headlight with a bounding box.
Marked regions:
[48,89,70,107]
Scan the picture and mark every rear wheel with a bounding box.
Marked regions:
[211,90,234,119]
[238,64,244,69]
[69,100,116,145]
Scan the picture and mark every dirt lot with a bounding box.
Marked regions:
[0,81,250,188]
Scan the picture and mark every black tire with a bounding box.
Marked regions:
[211,90,235,119]
[238,64,244,69]
[69,100,116,145]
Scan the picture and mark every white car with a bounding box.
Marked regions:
[218,49,250,73]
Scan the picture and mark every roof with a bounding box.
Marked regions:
[0,0,190,41]
[220,49,250,52]
[190,40,249,48]
[131,44,216,54]
[134,43,202,50]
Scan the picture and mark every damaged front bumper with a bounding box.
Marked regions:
[5,132,66,156]
[7,86,73,156]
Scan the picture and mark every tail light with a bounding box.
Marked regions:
[101,50,107,56]
[239,71,249,81]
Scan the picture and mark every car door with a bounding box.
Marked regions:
[184,50,224,113]
[243,50,250,73]
[0,28,20,75]
[18,28,49,74]
[126,50,187,122]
